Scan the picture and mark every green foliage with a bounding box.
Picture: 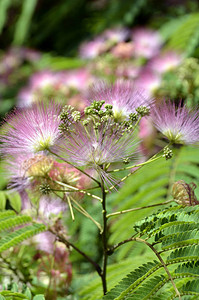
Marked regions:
[0,285,45,299]
[165,13,199,57]
[78,255,157,300]
[159,14,190,41]
[0,0,12,34]
[0,210,46,253]
[38,54,85,71]
[0,282,45,299]
[109,146,199,260]
[0,190,22,212]
[78,146,199,299]
[13,0,38,45]
[104,205,199,299]
[155,58,199,107]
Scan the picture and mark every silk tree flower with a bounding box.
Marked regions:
[5,152,83,194]
[86,80,153,121]
[134,68,162,97]
[0,101,61,155]
[111,42,134,59]
[17,71,61,107]
[132,28,162,59]
[103,27,130,44]
[79,37,106,59]
[4,153,54,191]
[60,68,93,91]
[54,121,139,186]
[151,100,199,144]
[148,51,182,74]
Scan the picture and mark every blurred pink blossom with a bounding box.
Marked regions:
[135,68,162,97]
[116,63,141,79]
[79,37,106,59]
[103,27,130,43]
[148,51,182,74]
[111,42,134,58]
[132,28,162,59]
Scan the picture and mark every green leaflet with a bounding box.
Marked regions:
[109,146,199,260]
[0,289,46,300]
[0,210,46,254]
[103,205,199,299]
[0,0,12,34]
[13,0,38,45]
[165,13,199,57]
[0,224,46,253]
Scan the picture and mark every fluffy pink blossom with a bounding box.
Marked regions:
[0,101,61,155]
[151,100,199,144]
[132,28,162,59]
[148,51,182,74]
[134,68,162,97]
[86,79,153,121]
[103,27,130,43]
[79,37,106,59]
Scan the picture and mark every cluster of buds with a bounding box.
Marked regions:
[163,146,173,160]
[59,105,81,133]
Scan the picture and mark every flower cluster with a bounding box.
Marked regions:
[17,69,93,110]
[78,26,182,99]
[1,81,199,194]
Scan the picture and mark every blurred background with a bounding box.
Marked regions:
[0,1,199,299]
[0,0,199,118]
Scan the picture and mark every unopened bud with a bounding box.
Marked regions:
[163,146,173,160]
[39,184,51,195]
[172,180,199,206]
[136,106,150,117]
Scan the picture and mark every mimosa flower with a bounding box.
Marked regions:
[0,101,61,155]
[151,100,199,144]
[132,28,162,59]
[86,80,153,121]
[56,122,137,166]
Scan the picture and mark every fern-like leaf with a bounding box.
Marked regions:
[103,205,199,299]
[0,223,46,253]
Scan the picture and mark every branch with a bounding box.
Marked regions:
[49,226,102,277]
[107,200,173,218]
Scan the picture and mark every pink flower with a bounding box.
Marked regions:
[148,51,182,74]
[103,27,130,43]
[54,121,138,187]
[86,79,153,121]
[151,100,199,144]
[60,68,92,91]
[0,101,61,155]
[79,37,106,59]
[134,68,162,97]
[132,28,162,59]
[111,42,134,58]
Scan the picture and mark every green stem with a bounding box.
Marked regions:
[133,115,142,130]
[101,179,108,295]
[66,195,75,221]
[106,156,164,193]
[107,200,173,218]
[70,197,103,232]
[107,156,162,173]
